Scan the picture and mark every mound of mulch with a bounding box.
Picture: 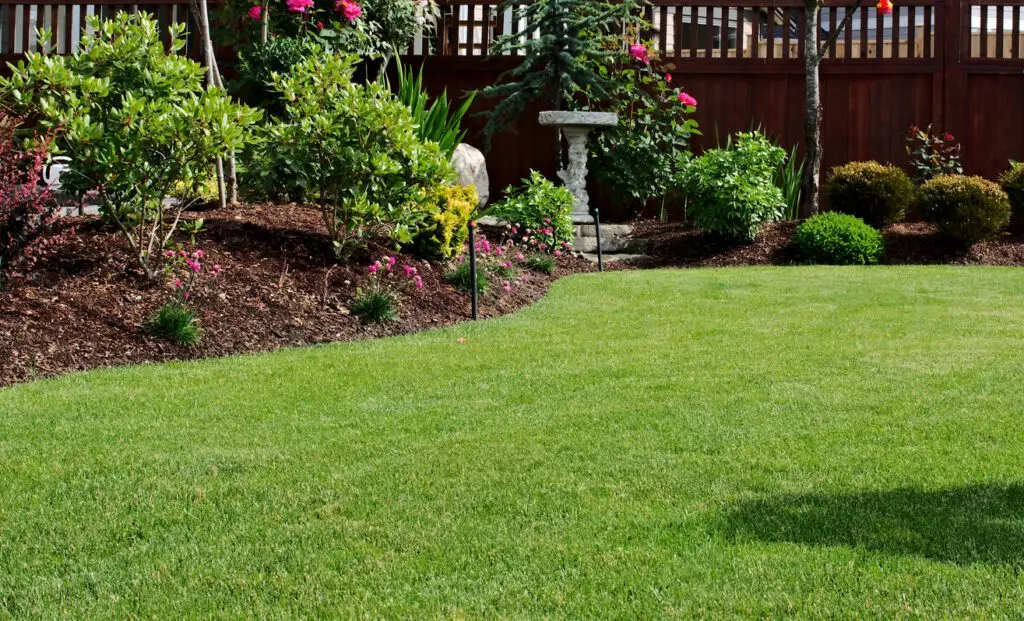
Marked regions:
[628,219,1024,268]
[0,204,591,388]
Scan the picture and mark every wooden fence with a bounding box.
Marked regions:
[1,0,1022,218]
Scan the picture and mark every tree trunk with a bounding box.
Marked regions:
[260,0,270,43]
[800,0,822,218]
[193,0,229,209]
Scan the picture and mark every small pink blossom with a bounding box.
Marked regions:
[515,252,525,261]
[178,250,188,258]
[415,277,424,289]
[403,265,417,278]
[368,264,379,274]
[247,5,262,19]
[677,91,698,107]
[665,73,673,83]
[554,250,562,257]
[173,280,183,288]
[502,281,511,292]
[544,218,551,224]
[539,243,548,251]
[212,264,222,276]
[164,250,176,258]
[629,43,650,65]
[186,259,202,273]
[192,250,205,259]
[285,0,313,13]
[335,0,363,21]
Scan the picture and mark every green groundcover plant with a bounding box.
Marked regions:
[489,171,574,252]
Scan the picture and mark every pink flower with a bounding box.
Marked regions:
[368,264,379,274]
[212,264,222,276]
[629,43,650,65]
[247,5,262,19]
[192,250,205,259]
[502,281,511,292]
[522,274,529,281]
[511,226,518,234]
[495,246,504,256]
[544,218,551,224]
[515,252,525,261]
[316,20,324,29]
[285,0,313,13]
[677,91,698,107]
[415,277,424,289]
[173,280,183,288]
[184,293,191,300]
[186,259,202,273]
[335,0,363,21]
[163,250,175,258]
[554,250,562,257]
[178,250,188,258]
[403,265,417,278]
[665,73,672,83]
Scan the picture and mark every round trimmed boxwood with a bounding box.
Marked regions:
[915,174,1011,245]
[793,212,884,265]
[824,161,915,227]
[998,163,1024,220]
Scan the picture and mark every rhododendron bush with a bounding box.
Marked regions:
[264,52,452,258]
[0,13,260,280]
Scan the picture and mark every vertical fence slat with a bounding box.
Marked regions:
[908,6,917,58]
[767,8,776,60]
[924,5,932,58]
[752,7,760,59]
[980,5,989,58]
[673,5,682,58]
[704,7,713,58]
[996,5,1005,58]
[782,7,791,59]
[688,6,697,58]
[1012,5,1021,60]
[843,7,853,59]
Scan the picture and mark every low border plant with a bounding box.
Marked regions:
[915,174,1010,246]
[352,256,424,324]
[793,212,884,265]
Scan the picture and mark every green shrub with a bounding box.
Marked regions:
[524,254,555,274]
[915,175,1011,245]
[0,13,260,281]
[793,213,884,265]
[824,161,914,227]
[351,290,399,324]
[408,184,478,260]
[445,261,489,296]
[998,162,1024,220]
[681,132,786,242]
[265,52,453,258]
[489,171,574,249]
[148,303,201,346]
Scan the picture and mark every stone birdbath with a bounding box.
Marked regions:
[538,111,618,224]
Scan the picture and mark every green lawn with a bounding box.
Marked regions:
[2,267,1024,617]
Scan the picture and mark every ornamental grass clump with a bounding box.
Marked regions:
[351,256,424,324]
[915,175,1011,246]
[793,213,884,265]
[825,161,915,228]
[147,248,222,346]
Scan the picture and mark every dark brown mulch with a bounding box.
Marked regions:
[0,203,591,388]
[628,219,1024,268]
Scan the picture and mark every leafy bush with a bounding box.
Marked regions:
[0,118,62,290]
[793,213,884,265]
[445,260,488,295]
[233,35,329,116]
[588,54,700,210]
[408,184,477,260]
[915,175,1011,245]
[148,303,202,346]
[266,52,453,258]
[998,162,1024,220]
[489,172,574,250]
[393,61,475,159]
[906,125,963,184]
[0,13,260,280]
[681,132,786,241]
[824,161,914,227]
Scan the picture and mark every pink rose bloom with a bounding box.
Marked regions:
[629,43,650,65]
[247,5,262,19]
[665,73,672,83]
[285,0,313,13]
[678,91,698,107]
[336,0,363,21]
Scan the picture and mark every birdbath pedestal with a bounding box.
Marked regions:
[538,111,618,224]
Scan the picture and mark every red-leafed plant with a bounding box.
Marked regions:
[0,115,62,291]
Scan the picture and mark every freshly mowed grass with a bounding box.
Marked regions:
[2,267,1024,617]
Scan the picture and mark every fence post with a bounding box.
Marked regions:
[940,0,967,141]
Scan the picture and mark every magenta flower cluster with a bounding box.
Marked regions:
[161,247,221,306]
[365,255,424,293]
[509,219,572,255]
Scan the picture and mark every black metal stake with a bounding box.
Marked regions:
[468,220,479,320]
[592,206,604,273]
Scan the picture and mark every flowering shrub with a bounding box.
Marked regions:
[445,231,556,296]
[915,175,1010,246]
[352,255,423,323]
[681,132,787,242]
[489,172,574,251]
[0,118,63,291]
[793,213,884,265]
[266,52,453,258]
[906,125,963,184]
[0,13,260,281]
[825,161,915,227]
[148,248,223,346]
[588,40,700,210]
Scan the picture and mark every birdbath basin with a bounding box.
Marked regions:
[539,111,618,224]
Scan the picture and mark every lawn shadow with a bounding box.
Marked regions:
[719,484,1024,567]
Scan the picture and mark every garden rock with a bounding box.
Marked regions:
[451,143,489,207]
